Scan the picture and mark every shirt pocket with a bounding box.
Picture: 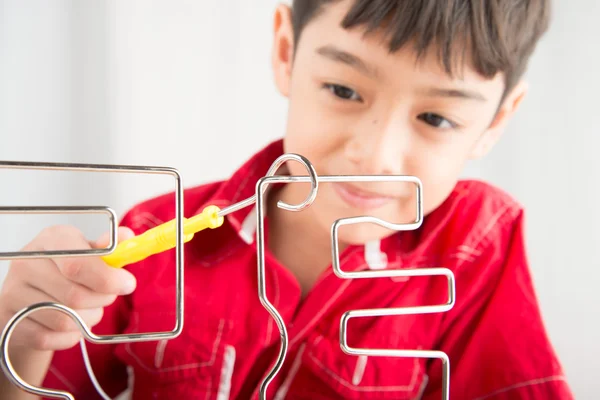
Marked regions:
[292,332,428,400]
[115,310,234,399]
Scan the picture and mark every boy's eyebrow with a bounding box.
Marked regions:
[316,45,377,77]
[423,87,488,102]
[315,45,486,101]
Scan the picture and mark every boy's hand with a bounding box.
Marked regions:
[0,225,136,351]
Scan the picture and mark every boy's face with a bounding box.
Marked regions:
[272,0,526,245]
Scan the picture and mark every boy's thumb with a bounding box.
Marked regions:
[93,227,135,249]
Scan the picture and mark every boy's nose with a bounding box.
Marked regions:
[344,117,408,175]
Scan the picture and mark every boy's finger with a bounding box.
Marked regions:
[5,284,103,333]
[94,226,135,249]
[1,310,82,351]
[55,254,137,296]
[24,264,118,309]
[38,227,137,296]
[49,232,137,296]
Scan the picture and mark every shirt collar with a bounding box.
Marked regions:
[195,138,285,239]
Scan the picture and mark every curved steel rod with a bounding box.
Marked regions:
[0,161,185,399]
[1,302,113,399]
[330,177,455,400]
[255,154,319,399]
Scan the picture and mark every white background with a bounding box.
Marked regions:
[1,1,598,398]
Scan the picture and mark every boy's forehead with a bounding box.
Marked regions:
[300,0,505,92]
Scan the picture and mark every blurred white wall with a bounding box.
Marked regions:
[1,1,598,398]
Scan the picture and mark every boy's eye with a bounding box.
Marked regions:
[324,83,363,102]
[418,113,456,129]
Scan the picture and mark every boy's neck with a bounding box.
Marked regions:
[266,183,336,298]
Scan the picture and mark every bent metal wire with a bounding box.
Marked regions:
[254,174,454,400]
[0,156,454,399]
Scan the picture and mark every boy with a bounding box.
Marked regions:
[0,0,574,399]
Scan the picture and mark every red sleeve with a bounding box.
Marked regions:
[423,210,574,400]
[41,208,145,399]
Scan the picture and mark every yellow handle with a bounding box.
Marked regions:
[102,205,224,268]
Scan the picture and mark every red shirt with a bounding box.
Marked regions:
[42,139,573,399]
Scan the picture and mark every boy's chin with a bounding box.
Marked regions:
[334,225,397,247]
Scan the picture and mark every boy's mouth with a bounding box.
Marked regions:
[332,183,395,210]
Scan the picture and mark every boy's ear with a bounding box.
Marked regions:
[271,4,295,98]
[469,80,529,159]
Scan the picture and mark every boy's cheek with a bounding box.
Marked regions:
[285,80,364,164]
[284,118,343,166]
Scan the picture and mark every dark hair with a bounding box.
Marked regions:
[291,0,551,97]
